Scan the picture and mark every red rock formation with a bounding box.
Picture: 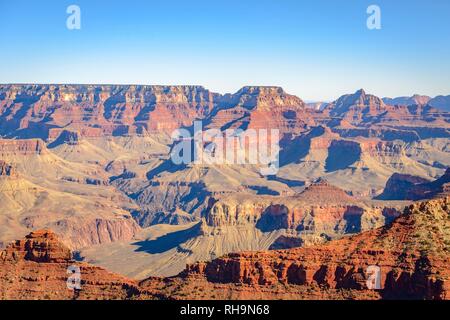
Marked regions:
[0,230,144,300]
[0,84,216,138]
[322,90,450,141]
[146,197,449,300]
[1,85,448,142]
[21,216,142,250]
[208,86,314,137]
[205,180,402,235]
[1,197,448,300]
[326,89,449,126]
[1,230,72,263]
[297,178,354,202]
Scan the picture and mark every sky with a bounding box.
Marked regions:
[0,0,449,101]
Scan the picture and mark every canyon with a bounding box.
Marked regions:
[1,197,448,300]
[0,84,449,299]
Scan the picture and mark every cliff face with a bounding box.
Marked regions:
[147,197,449,300]
[205,180,402,236]
[378,169,450,200]
[1,85,448,141]
[322,90,450,143]
[0,139,46,156]
[0,230,143,300]
[1,230,72,263]
[326,89,449,127]
[0,84,216,138]
[45,217,141,249]
[0,137,142,250]
[0,84,449,285]
[328,89,388,119]
[1,197,449,300]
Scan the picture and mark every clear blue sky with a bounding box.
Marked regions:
[0,0,449,101]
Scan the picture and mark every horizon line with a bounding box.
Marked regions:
[1,82,449,102]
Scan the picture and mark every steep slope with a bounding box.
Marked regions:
[205,179,403,235]
[2,197,448,300]
[78,180,404,279]
[141,197,450,300]
[206,86,312,134]
[325,89,450,141]
[1,84,449,275]
[0,84,216,138]
[0,230,143,300]
[378,168,450,200]
[0,140,141,249]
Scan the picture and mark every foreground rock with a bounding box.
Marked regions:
[0,230,144,300]
[142,197,450,300]
[3,197,446,300]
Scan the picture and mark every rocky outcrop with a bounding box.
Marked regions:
[0,230,143,300]
[204,86,314,138]
[326,89,450,128]
[323,90,450,143]
[268,235,303,250]
[58,217,141,249]
[1,85,448,141]
[204,180,402,236]
[0,139,46,156]
[378,169,450,200]
[0,230,71,263]
[165,197,449,300]
[48,130,81,147]
[0,84,216,138]
[1,197,449,300]
[20,217,141,250]
[327,89,388,120]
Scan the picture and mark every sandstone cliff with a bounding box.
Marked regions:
[204,180,403,237]
[141,197,450,300]
[1,197,449,300]
[0,230,142,300]
[378,168,450,200]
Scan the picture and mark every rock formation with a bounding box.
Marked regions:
[2,197,448,300]
[0,84,449,288]
[378,169,450,200]
[140,197,450,300]
[0,84,216,138]
[0,139,46,156]
[0,230,143,300]
[205,180,403,237]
